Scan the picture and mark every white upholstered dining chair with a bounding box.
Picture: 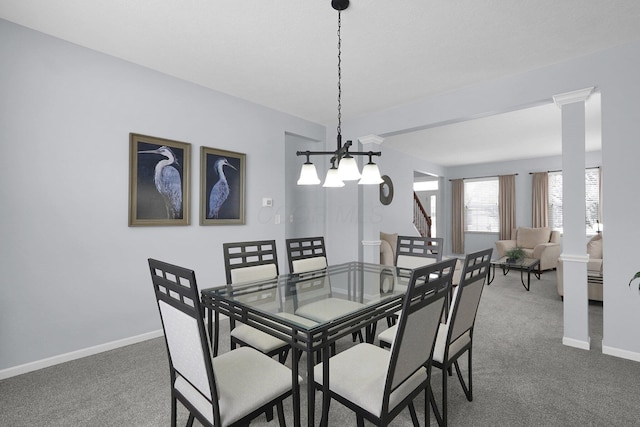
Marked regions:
[395,235,444,269]
[148,258,294,427]
[378,248,492,426]
[385,235,446,328]
[428,248,492,426]
[313,258,456,427]
[285,236,364,343]
[223,240,290,363]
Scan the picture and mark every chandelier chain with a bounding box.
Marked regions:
[337,10,342,138]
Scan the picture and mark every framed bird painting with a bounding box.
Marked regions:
[200,146,246,225]
[128,133,191,226]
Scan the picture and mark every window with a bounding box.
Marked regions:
[464,178,499,233]
[548,168,600,234]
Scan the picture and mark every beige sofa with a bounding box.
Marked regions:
[557,234,603,301]
[495,227,561,271]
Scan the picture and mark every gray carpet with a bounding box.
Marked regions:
[1,270,639,426]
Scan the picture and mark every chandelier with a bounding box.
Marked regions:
[296,0,383,187]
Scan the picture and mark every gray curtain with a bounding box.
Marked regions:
[451,179,464,254]
[499,175,516,240]
[531,172,549,228]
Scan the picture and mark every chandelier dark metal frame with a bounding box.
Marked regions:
[296,0,382,187]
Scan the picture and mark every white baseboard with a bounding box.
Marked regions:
[562,336,590,350]
[0,329,164,381]
[602,344,640,362]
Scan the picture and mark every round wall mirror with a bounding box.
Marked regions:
[379,175,394,205]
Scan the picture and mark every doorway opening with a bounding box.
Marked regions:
[413,171,439,238]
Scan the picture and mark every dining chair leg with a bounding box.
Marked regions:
[408,401,419,427]
[367,323,377,343]
[279,348,290,364]
[454,350,473,401]
[356,414,365,427]
[468,347,473,400]
[386,316,395,328]
[186,413,195,427]
[429,390,443,427]
[170,395,177,427]
[277,401,286,427]
[320,398,331,427]
[442,363,449,426]
[425,385,431,427]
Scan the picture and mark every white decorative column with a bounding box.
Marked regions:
[553,87,593,350]
[358,134,384,263]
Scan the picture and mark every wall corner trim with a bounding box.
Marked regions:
[0,329,164,380]
[562,336,590,350]
[602,344,640,362]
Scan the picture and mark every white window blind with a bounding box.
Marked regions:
[548,168,600,234]
[464,178,499,233]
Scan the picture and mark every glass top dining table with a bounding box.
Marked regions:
[200,261,413,427]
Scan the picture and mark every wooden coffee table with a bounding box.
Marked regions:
[488,256,541,291]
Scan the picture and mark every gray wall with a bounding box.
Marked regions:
[332,40,640,360]
[284,133,326,245]
[0,20,324,371]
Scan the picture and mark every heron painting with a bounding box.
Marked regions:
[138,145,183,219]
[129,134,191,226]
[208,158,237,218]
[200,146,246,225]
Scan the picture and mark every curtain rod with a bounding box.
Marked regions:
[448,173,518,182]
[528,166,600,175]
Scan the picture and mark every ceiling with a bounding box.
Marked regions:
[388,93,602,167]
[1,0,639,165]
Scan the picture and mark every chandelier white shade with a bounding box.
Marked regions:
[323,163,345,187]
[336,154,361,181]
[297,162,321,185]
[358,161,384,185]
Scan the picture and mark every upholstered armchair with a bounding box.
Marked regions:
[495,227,561,271]
[379,232,398,266]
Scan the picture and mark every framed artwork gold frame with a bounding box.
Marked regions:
[129,133,191,226]
[200,146,246,225]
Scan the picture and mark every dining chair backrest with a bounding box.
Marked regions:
[223,240,279,284]
[395,235,444,269]
[447,248,492,344]
[384,258,455,407]
[285,236,327,273]
[147,259,221,425]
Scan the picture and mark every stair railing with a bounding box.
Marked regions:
[413,192,432,238]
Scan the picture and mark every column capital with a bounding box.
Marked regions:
[553,87,594,107]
